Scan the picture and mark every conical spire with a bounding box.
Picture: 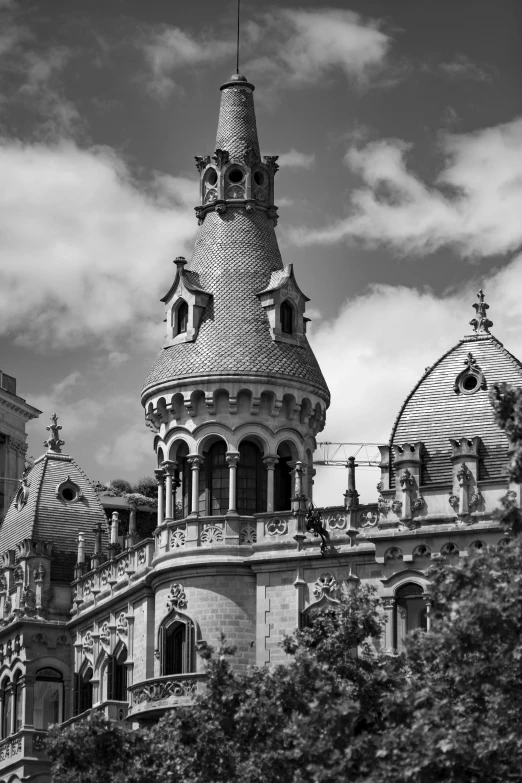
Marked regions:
[215,73,260,164]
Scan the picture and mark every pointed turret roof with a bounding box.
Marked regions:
[0,415,108,580]
[142,74,329,404]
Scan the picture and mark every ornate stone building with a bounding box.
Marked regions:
[0,372,41,524]
[0,73,519,782]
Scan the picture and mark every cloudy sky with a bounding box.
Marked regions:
[1,0,521,504]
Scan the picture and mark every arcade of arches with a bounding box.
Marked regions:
[157,439,307,520]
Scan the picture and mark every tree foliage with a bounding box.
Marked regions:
[47,385,522,782]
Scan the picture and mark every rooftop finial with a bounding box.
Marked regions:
[236,0,240,75]
[469,289,493,335]
[44,412,65,453]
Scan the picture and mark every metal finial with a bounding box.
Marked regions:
[236,0,240,74]
[469,289,493,334]
[44,412,65,454]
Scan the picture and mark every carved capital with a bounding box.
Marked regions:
[225,452,240,468]
[187,455,204,470]
[161,460,177,477]
[154,468,166,487]
[263,455,278,470]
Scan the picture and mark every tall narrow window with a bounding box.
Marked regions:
[395,583,427,652]
[207,441,229,516]
[107,647,127,702]
[13,674,22,732]
[280,301,293,335]
[1,681,11,738]
[177,301,189,334]
[275,445,293,511]
[78,667,93,714]
[237,440,266,515]
[34,668,63,729]
[161,617,194,676]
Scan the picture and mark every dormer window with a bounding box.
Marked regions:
[55,478,83,503]
[177,301,189,334]
[280,300,293,335]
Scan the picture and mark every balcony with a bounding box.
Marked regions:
[127,673,205,719]
[60,700,129,730]
[0,728,48,766]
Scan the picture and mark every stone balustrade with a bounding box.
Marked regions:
[0,729,47,766]
[127,673,206,718]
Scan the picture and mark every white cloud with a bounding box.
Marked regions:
[291,117,522,258]
[96,423,155,473]
[247,8,390,87]
[140,8,390,97]
[310,253,522,505]
[141,26,233,97]
[277,148,315,169]
[439,53,491,82]
[0,139,197,350]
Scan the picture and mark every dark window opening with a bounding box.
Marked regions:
[206,168,218,186]
[78,667,93,714]
[394,583,427,652]
[253,170,266,187]
[161,618,195,676]
[2,682,11,738]
[108,647,127,702]
[228,168,244,184]
[275,446,292,512]
[34,668,63,729]
[463,375,478,391]
[280,301,293,335]
[61,486,76,501]
[177,301,189,334]
[237,440,266,515]
[207,441,229,516]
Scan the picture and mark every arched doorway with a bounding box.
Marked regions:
[237,440,266,515]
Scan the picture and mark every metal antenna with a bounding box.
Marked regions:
[236,0,240,74]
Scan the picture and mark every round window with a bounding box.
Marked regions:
[461,375,479,393]
[228,168,244,184]
[253,170,266,187]
[61,486,77,502]
[205,168,218,186]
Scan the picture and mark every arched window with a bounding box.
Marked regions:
[280,301,293,335]
[34,668,63,729]
[207,441,229,516]
[177,442,190,517]
[395,583,427,652]
[76,666,93,715]
[176,301,189,334]
[1,679,11,738]
[13,673,22,732]
[237,440,266,515]
[107,646,127,702]
[160,615,195,676]
[275,444,293,512]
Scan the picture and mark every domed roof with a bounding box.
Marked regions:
[0,415,107,580]
[142,75,329,404]
[389,293,522,487]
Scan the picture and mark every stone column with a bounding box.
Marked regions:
[291,461,306,514]
[187,455,204,517]
[344,456,360,538]
[173,476,181,520]
[381,597,395,652]
[162,461,176,520]
[154,468,166,527]
[127,501,138,546]
[399,469,415,519]
[91,520,103,569]
[422,593,432,632]
[263,456,278,513]
[226,452,240,515]
[457,463,472,516]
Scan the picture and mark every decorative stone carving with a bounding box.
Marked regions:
[137,548,147,565]
[21,586,36,610]
[56,635,71,648]
[44,412,65,453]
[412,496,425,511]
[99,621,111,650]
[469,289,493,334]
[359,510,378,527]
[399,468,415,491]
[170,529,186,548]
[312,572,339,599]
[469,489,483,509]
[200,525,224,545]
[132,677,198,704]
[325,512,346,530]
[454,353,486,395]
[166,583,187,612]
[449,494,459,509]
[31,632,48,646]
[381,597,395,610]
[239,523,257,544]
[33,562,45,582]
[33,733,47,751]
[13,566,23,584]
[194,155,211,173]
[441,542,459,557]
[116,612,128,638]
[82,631,94,657]
[391,500,402,515]
[117,558,129,577]
[212,148,229,169]
[15,479,29,511]
[469,540,486,553]
[266,517,287,536]
[384,547,403,561]
[263,155,280,175]
[412,544,431,558]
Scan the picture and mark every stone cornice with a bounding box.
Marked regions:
[0,389,41,421]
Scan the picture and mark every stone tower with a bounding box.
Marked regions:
[141,72,330,524]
